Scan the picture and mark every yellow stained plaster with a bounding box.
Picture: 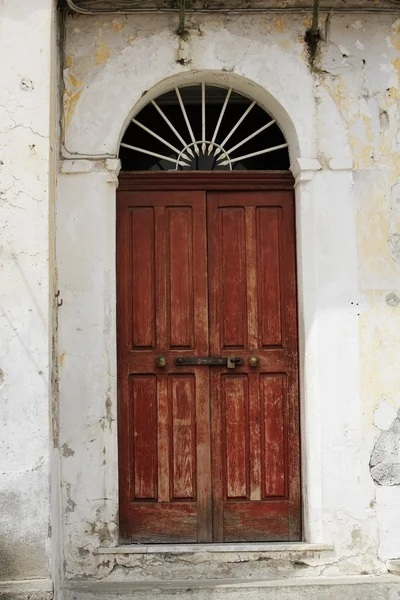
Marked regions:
[95,42,110,66]
[68,72,83,88]
[64,89,82,129]
[356,189,391,275]
[274,17,286,33]
[359,291,400,428]
[65,55,74,68]
[390,20,400,50]
[111,19,125,32]
[260,19,271,34]
[126,33,138,45]
[392,56,400,79]
[320,78,377,168]
[356,166,400,425]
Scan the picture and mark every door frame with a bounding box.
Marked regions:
[116,169,301,543]
[118,170,295,192]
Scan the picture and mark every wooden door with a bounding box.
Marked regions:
[117,190,212,542]
[117,173,301,544]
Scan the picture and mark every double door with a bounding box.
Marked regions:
[117,174,300,543]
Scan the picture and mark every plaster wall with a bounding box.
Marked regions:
[0,0,55,585]
[57,10,400,581]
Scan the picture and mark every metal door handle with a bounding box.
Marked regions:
[156,356,167,368]
[175,356,244,368]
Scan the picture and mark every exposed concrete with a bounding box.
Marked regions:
[370,414,400,486]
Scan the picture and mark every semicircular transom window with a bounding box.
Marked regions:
[119,84,290,171]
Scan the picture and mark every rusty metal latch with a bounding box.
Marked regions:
[175,356,244,368]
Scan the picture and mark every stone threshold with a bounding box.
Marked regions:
[97,542,333,555]
[0,579,53,593]
[62,575,399,590]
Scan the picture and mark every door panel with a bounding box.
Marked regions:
[117,191,211,543]
[117,180,300,544]
[207,191,300,542]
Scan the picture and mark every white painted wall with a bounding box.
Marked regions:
[56,9,400,581]
[0,0,55,584]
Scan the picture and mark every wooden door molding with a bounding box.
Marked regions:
[118,171,294,191]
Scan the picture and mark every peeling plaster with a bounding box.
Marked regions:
[371,413,400,486]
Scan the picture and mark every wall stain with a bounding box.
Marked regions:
[62,442,75,458]
[95,42,110,66]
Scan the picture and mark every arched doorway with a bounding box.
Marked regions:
[119,84,290,171]
[116,82,301,543]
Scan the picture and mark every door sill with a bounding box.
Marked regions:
[97,542,333,554]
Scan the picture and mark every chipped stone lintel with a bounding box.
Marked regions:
[290,158,322,186]
[291,157,354,187]
[328,158,353,171]
[60,159,121,183]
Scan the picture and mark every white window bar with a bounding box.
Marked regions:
[217,119,276,161]
[151,100,194,157]
[213,100,256,156]
[218,142,288,166]
[175,87,200,155]
[132,118,190,161]
[201,83,206,155]
[208,87,232,154]
[120,142,190,167]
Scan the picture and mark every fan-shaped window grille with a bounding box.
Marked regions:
[119,84,290,171]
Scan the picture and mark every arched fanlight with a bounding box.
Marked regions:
[120,84,289,171]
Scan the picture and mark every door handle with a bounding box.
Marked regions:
[175,356,244,368]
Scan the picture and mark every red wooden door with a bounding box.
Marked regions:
[117,174,301,543]
[117,190,212,542]
[208,191,300,542]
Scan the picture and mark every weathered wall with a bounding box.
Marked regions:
[0,0,55,586]
[57,10,400,581]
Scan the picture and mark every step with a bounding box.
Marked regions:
[61,575,400,600]
[96,543,335,581]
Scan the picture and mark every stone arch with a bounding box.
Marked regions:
[63,21,322,162]
[116,70,301,166]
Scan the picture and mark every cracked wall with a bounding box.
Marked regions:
[0,0,56,584]
[57,10,400,580]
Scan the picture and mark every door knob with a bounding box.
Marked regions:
[249,356,259,367]
[157,356,167,368]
